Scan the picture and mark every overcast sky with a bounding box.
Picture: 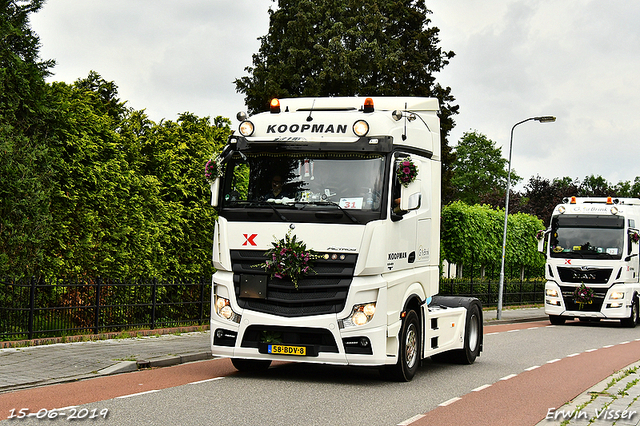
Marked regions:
[30,0,640,190]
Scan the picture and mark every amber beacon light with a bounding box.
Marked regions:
[270,98,281,114]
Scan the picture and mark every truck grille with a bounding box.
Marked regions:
[230,250,357,317]
[557,267,612,284]
[559,285,608,312]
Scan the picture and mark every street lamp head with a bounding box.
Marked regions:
[534,116,556,123]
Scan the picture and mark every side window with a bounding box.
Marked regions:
[224,160,250,202]
[391,153,409,217]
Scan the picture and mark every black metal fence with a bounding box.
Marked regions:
[0,276,211,340]
[439,278,545,307]
[1,275,543,341]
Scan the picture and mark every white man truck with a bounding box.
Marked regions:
[539,196,640,327]
[208,97,482,381]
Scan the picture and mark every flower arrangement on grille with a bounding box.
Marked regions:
[254,230,318,289]
[396,158,418,187]
[204,155,223,184]
[573,283,595,308]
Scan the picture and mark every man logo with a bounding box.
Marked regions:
[243,234,257,246]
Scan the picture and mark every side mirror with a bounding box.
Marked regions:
[536,230,548,253]
[210,178,220,207]
[400,178,421,211]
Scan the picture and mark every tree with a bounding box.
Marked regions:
[450,130,520,205]
[235,0,458,200]
[520,175,579,222]
[0,0,55,276]
[578,174,610,197]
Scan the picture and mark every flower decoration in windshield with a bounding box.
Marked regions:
[254,230,318,289]
[573,283,594,308]
[396,158,418,187]
[204,155,223,184]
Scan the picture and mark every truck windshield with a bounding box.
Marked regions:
[221,152,386,214]
[549,215,625,259]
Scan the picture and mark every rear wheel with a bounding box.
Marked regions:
[450,302,482,364]
[621,295,639,328]
[382,309,420,382]
[231,358,272,372]
[549,315,566,325]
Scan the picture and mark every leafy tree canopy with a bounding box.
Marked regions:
[450,130,521,205]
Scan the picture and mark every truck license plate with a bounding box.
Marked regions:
[267,344,306,356]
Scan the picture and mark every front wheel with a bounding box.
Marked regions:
[621,295,639,328]
[381,309,420,382]
[549,315,566,325]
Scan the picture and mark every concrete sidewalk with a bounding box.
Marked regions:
[1,307,638,425]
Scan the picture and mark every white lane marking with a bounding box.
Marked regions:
[525,365,540,371]
[547,358,561,364]
[500,374,517,381]
[472,384,491,392]
[397,414,426,425]
[439,397,462,407]
[189,377,225,385]
[116,389,160,399]
[567,353,581,357]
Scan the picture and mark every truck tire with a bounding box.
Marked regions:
[449,301,482,364]
[231,358,272,372]
[621,295,639,328]
[549,315,566,325]
[381,309,420,382]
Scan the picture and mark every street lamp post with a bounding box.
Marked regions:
[497,115,556,320]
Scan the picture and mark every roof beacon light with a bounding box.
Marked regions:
[570,196,577,204]
[363,97,374,113]
[270,98,281,114]
[607,197,613,204]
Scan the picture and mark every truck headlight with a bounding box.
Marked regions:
[214,295,241,323]
[610,291,624,300]
[339,302,376,329]
[546,289,559,297]
[353,120,369,137]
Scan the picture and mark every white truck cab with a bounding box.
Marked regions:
[539,196,640,326]
[209,97,482,381]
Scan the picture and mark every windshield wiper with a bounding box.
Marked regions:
[248,201,288,221]
[301,201,361,223]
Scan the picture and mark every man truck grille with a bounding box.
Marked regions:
[557,267,612,284]
[230,250,357,317]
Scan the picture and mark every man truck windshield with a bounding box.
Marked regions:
[550,214,625,259]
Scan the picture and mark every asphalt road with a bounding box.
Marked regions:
[2,319,639,425]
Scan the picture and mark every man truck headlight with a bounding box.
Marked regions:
[339,302,376,328]
[214,295,241,323]
[610,291,624,300]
